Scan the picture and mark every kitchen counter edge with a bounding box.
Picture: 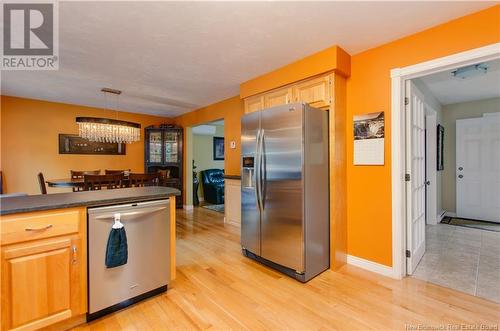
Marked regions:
[0,187,181,216]
[223,175,241,180]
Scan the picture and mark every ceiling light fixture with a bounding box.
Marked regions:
[76,88,141,144]
[451,63,488,80]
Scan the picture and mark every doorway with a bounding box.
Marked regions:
[390,43,500,292]
[189,119,225,213]
[405,58,500,302]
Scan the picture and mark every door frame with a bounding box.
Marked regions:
[390,43,500,279]
[185,119,226,210]
[425,109,437,225]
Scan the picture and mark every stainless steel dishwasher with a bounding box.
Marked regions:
[87,199,170,321]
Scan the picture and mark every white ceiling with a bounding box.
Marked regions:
[417,59,500,105]
[1,1,496,117]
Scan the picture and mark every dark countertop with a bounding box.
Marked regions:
[223,175,241,180]
[0,187,180,216]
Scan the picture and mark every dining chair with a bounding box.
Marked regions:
[83,174,124,191]
[37,172,47,194]
[105,169,131,175]
[71,170,101,192]
[128,173,159,187]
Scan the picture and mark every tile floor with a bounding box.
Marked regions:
[412,223,500,303]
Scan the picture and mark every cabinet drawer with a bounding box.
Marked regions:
[1,209,81,246]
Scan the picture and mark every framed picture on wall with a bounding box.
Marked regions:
[213,137,225,160]
[59,134,126,155]
[437,124,444,171]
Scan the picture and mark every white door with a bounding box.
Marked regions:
[456,114,500,223]
[456,118,483,220]
[405,81,426,274]
[481,113,500,223]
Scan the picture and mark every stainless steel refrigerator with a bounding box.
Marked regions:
[241,103,329,282]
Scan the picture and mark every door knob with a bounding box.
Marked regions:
[458,174,464,179]
[458,167,463,171]
[425,181,431,185]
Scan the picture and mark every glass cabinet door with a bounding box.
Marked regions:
[164,131,179,163]
[148,130,163,164]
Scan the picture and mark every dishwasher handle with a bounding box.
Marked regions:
[93,206,167,220]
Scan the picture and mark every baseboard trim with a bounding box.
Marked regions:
[224,218,241,227]
[183,205,194,211]
[346,255,394,278]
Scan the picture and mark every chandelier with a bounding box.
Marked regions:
[76,88,141,144]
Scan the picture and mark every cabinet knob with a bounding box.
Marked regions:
[458,174,464,179]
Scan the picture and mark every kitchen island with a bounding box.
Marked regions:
[0,187,180,331]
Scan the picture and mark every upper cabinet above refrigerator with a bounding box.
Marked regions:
[243,72,333,114]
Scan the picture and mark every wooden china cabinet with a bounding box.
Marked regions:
[144,125,183,208]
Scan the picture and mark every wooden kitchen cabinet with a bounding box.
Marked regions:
[243,72,332,113]
[244,94,264,114]
[1,208,86,331]
[263,87,293,108]
[224,179,241,226]
[293,74,331,108]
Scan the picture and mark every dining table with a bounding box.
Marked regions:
[46,178,85,189]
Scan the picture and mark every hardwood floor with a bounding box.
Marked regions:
[74,207,500,331]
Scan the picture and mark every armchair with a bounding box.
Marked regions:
[201,169,225,204]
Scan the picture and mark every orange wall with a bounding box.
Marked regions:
[240,45,351,98]
[174,96,244,177]
[346,5,500,266]
[0,96,170,194]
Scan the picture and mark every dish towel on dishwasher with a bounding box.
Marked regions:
[105,213,128,268]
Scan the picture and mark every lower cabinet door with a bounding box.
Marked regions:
[1,236,81,331]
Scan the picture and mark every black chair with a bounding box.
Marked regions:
[128,173,158,187]
[38,172,47,194]
[201,169,224,204]
[71,170,100,192]
[84,174,124,191]
[105,169,130,175]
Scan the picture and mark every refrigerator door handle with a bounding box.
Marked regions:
[255,129,262,212]
[260,129,266,210]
